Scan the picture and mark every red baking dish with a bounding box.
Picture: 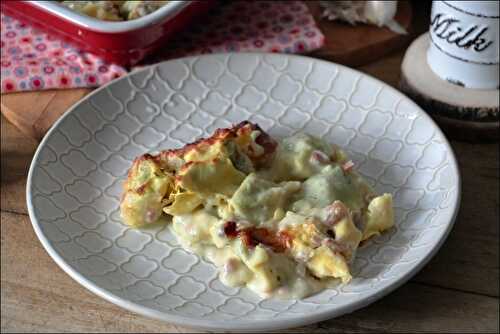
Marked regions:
[1,1,214,66]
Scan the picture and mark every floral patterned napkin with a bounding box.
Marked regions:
[1,1,324,93]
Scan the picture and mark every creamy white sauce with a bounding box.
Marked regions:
[171,211,343,299]
[161,133,393,299]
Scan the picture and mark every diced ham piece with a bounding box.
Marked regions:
[223,221,292,253]
[324,201,348,226]
[144,209,160,223]
[342,160,355,173]
[223,258,240,274]
[322,238,349,256]
[310,150,330,165]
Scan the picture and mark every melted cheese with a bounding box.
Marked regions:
[121,128,395,299]
[172,210,331,299]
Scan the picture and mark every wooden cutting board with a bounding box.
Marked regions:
[0,1,413,141]
[309,1,413,66]
[1,88,92,141]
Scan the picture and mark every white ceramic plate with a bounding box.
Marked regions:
[27,53,460,332]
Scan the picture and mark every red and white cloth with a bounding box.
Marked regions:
[1,1,324,93]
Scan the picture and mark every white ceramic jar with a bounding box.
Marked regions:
[427,1,499,90]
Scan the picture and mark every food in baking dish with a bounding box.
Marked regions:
[60,1,169,21]
[120,121,394,299]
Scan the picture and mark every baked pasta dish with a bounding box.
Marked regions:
[60,1,168,21]
[120,121,394,299]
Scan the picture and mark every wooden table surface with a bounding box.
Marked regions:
[1,3,499,332]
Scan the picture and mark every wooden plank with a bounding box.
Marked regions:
[1,212,498,333]
[1,285,200,333]
[413,141,499,297]
[0,88,91,141]
[359,52,405,88]
[0,115,38,215]
[295,284,499,333]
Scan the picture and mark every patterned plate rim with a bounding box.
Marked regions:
[26,53,461,331]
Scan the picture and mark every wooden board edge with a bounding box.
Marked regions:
[400,75,499,142]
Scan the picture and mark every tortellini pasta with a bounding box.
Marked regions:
[120,121,394,299]
[60,1,169,21]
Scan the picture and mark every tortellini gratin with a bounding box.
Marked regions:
[120,121,394,299]
[60,1,169,21]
